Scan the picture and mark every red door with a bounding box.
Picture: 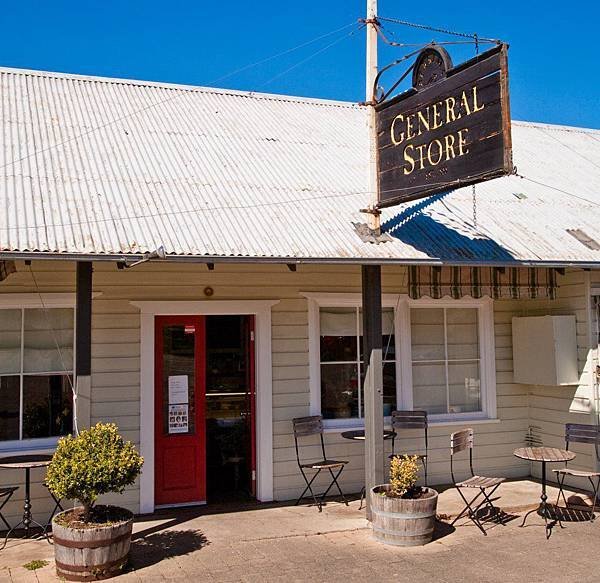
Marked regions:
[155,316,206,506]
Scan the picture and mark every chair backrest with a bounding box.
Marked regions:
[292,416,325,464]
[565,423,600,459]
[391,410,428,430]
[391,410,428,458]
[450,428,474,455]
[293,415,323,438]
[450,428,474,483]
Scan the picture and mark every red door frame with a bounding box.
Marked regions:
[154,315,206,506]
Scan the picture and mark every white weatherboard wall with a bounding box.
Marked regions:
[0,261,597,523]
[522,270,597,487]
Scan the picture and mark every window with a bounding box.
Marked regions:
[410,307,481,415]
[307,294,496,426]
[319,307,396,420]
[0,307,74,442]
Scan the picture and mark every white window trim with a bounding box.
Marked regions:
[131,299,279,514]
[0,293,77,453]
[303,292,497,429]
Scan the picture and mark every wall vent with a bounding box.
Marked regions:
[566,228,600,250]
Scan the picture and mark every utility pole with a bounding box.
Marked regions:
[365,0,380,233]
[362,0,384,521]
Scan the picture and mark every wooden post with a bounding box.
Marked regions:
[362,264,384,520]
[363,0,384,520]
[75,262,93,432]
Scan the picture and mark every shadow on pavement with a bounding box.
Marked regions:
[129,529,209,570]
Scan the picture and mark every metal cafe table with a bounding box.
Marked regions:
[0,453,53,540]
[341,429,396,509]
[513,446,576,538]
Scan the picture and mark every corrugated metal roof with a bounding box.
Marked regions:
[0,66,599,265]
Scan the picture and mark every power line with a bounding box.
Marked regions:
[28,265,79,435]
[515,174,600,208]
[208,21,359,87]
[540,128,600,171]
[0,170,597,236]
[0,173,522,234]
[259,24,365,88]
[0,21,361,177]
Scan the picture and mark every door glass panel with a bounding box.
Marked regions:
[162,325,196,436]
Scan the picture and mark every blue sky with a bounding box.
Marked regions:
[2,1,599,129]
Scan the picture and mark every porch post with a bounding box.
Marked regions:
[362,264,384,520]
[75,261,93,431]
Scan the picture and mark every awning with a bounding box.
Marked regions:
[408,265,558,300]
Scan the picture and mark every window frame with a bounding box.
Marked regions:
[305,293,496,429]
[0,293,76,453]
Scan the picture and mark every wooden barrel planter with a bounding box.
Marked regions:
[370,486,438,547]
[52,507,134,581]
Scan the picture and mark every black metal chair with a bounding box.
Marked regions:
[0,486,18,531]
[42,481,64,533]
[292,415,348,512]
[450,428,505,535]
[553,423,600,522]
[389,410,428,485]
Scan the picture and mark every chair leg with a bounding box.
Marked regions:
[0,512,10,532]
[472,484,504,524]
[451,487,488,535]
[323,466,347,506]
[0,491,16,532]
[317,467,346,506]
[43,492,64,534]
[359,486,366,510]
[296,468,323,511]
[588,476,599,522]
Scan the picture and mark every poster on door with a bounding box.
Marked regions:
[168,375,189,404]
[168,403,189,434]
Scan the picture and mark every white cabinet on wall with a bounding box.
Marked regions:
[512,315,579,386]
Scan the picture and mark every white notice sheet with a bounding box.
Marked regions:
[168,375,189,404]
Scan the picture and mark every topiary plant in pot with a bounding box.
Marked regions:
[45,423,143,581]
[371,455,438,547]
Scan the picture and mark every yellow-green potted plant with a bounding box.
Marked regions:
[371,455,438,547]
[46,423,143,580]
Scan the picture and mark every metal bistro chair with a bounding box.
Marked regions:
[389,410,428,485]
[553,423,600,522]
[42,481,64,533]
[450,428,505,535]
[292,415,348,512]
[0,486,18,532]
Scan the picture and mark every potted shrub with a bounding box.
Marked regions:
[46,423,144,581]
[371,455,438,547]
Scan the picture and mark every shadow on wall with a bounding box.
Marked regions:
[381,192,516,263]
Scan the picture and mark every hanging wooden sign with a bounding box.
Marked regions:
[376,43,512,208]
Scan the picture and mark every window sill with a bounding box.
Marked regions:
[323,417,500,433]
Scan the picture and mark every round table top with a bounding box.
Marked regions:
[341,429,396,441]
[513,446,576,463]
[0,453,53,469]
